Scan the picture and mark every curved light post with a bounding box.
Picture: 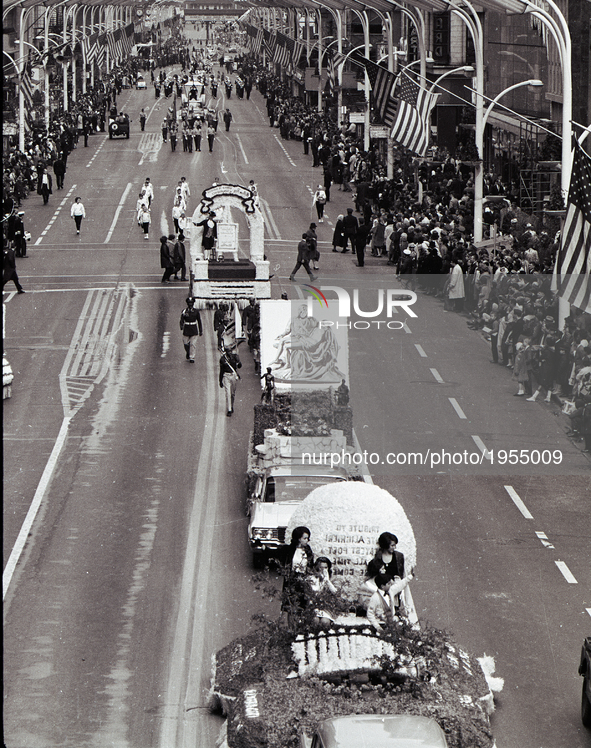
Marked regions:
[428,65,474,95]
[474,0,571,193]
[474,79,544,243]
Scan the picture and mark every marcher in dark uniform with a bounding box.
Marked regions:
[179,297,203,362]
[223,108,233,132]
[2,245,25,293]
[214,302,229,350]
[219,346,242,416]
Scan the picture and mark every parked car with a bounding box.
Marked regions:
[108,113,130,139]
[579,636,591,727]
[248,465,349,566]
[300,714,448,748]
[136,75,147,90]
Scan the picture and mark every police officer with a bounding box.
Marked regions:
[179,297,203,363]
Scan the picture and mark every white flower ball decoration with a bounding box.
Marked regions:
[286,482,416,597]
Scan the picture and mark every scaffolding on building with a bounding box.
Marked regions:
[519,120,561,217]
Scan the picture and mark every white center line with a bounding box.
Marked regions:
[555,561,578,584]
[535,531,555,549]
[448,397,467,419]
[586,608,591,619]
[274,134,296,166]
[104,182,133,244]
[504,485,534,520]
[471,435,492,460]
[430,368,444,383]
[415,344,427,357]
[236,134,249,164]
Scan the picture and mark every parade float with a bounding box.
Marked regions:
[188,183,271,303]
[210,482,502,748]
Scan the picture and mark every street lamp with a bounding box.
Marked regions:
[428,65,474,95]
[474,79,544,243]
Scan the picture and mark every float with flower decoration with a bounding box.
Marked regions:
[210,482,502,748]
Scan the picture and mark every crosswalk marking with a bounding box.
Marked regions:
[59,287,130,417]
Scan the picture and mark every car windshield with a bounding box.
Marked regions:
[271,476,341,502]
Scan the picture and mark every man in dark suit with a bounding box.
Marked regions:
[355,217,370,267]
[53,156,66,190]
[342,208,358,253]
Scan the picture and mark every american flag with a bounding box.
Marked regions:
[96,34,106,69]
[291,38,304,68]
[326,50,337,96]
[390,71,440,156]
[121,24,134,56]
[246,25,263,56]
[262,29,276,62]
[349,52,398,128]
[552,143,591,313]
[20,66,35,111]
[273,33,291,68]
[107,31,117,62]
[83,33,99,65]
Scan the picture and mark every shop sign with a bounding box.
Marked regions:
[369,125,389,139]
[3,123,18,136]
[349,112,365,124]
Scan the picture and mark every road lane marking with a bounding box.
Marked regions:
[3,415,72,600]
[161,331,170,358]
[104,182,133,243]
[236,134,249,164]
[555,561,577,584]
[159,321,222,747]
[448,397,467,419]
[35,185,77,245]
[415,344,427,357]
[259,197,281,240]
[471,435,491,460]
[273,134,297,166]
[138,132,163,165]
[430,368,444,383]
[504,485,534,520]
[587,608,591,619]
[86,133,108,168]
[535,531,555,549]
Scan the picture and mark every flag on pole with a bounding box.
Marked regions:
[273,33,291,68]
[349,52,398,126]
[96,35,106,69]
[389,70,440,156]
[326,50,337,96]
[552,143,591,313]
[20,66,35,111]
[263,29,276,61]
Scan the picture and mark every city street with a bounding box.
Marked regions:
[3,75,590,748]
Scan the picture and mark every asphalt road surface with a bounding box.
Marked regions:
[3,68,590,748]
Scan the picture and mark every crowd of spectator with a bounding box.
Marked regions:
[238,54,590,417]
